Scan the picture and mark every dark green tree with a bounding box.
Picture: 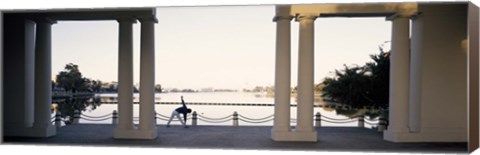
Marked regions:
[108,83,116,92]
[321,49,390,109]
[89,80,103,93]
[365,48,390,108]
[321,65,373,108]
[51,80,56,89]
[155,84,162,93]
[56,97,101,124]
[53,63,103,124]
[55,63,89,92]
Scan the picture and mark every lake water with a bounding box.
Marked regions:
[54,92,380,128]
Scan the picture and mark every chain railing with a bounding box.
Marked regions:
[314,112,387,131]
[54,110,387,131]
[197,117,233,124]
[80,112,113,122]
[237,114,274,125]
[52,110,69,127]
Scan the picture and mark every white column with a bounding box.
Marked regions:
[384,15,410,141]
[114,18,136,137]
[33,17,56,137]
[24,19,36,128]
[138,17,157,139]
[271,15,293,139]
[296,15,316,134]
[409,15,422,133]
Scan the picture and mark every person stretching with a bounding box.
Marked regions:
[166,96,192,128]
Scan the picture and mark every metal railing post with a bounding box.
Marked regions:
[112,110,118,125]
[192,111,198,126]
[233,111,239,127]
[55,110,62,128]
[73,110,80,124]
[378,114,387,132]
[315,112,322,127]
[358,114,365,128]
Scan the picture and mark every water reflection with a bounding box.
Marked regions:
[52,93,386,125]
[334,108,383,119]
[53,96,101,124]
[335,108,359,117]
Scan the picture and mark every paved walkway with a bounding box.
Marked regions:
[3,124,467,153]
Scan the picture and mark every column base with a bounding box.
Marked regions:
[271,127,291,141]
[114,126,157,140]
[271,128,317,142]
[384,127,467,142]
[4,124,56,138]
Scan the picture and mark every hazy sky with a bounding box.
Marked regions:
[51,5,391,90]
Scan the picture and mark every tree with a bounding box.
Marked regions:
[365,48,390,108]
[56,97,101,124]
[321,49,390,109]
[107,83,117,92]
[89,80,103,93]
[155,84,162,93]
[55,63,89,92]
[321,65,373,108]
[51,80,56,89]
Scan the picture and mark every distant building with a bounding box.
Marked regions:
[201,87,214,92]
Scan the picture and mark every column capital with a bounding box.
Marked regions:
[117,17,137,23]
[273,15,293,22]
[138,16,158,23]
[32,17,56,25]
[386,12,418,21]
[295,14,317,22]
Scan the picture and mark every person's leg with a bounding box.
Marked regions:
[175,112,186,127]
[182,114,188,128]
[166,111,177,127]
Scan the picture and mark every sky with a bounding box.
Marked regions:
[51,5,392,90]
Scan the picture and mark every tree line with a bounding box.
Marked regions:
[52,63,163,93]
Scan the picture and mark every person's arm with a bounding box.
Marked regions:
[181,97,187,123]
[181,98,187,109]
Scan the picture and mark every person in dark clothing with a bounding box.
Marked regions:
[166,96,192,128]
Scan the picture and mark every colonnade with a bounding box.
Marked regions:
[3,12,158,139]
[271,3,468,142]
[3,16,56,137]
[114,16,158,140]
[271,13,318,142]
[384,5,467,142]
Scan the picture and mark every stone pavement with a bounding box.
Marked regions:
[2,124,467,154]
